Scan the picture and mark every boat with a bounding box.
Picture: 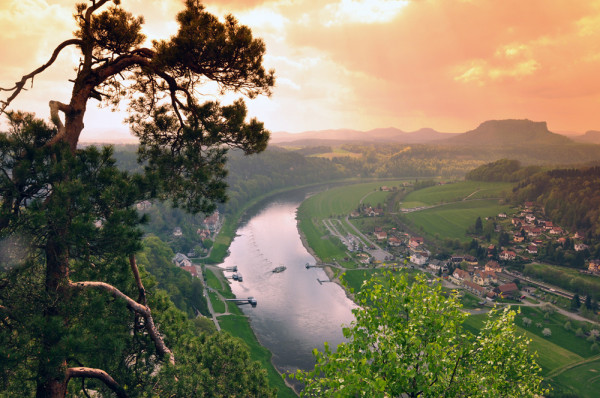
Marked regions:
[272,265,286,273]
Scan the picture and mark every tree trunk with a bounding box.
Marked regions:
[36,235,71,398]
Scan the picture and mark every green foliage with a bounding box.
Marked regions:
[510,166,600,238]
[466,159,542,182]
[290,274,545,397]
[137,235,209,317]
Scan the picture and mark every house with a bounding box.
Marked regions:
[409,237,424,249]
[374,226,383,233]
[557,237,567,245]
[494,283,520,298]
[524,201,534,208]
[498,212,507,218]
[512,218,523,227]
[173,227,183,237]
[464,280,487,297]
[528,228,542,238]
[450,268,471,285]
[588,260,600,274]
[499,250,516,261]
[544,221,554,230]
[526,245,538,254]
[575,243,589,252]
[203,211,221,232]
[373,207,384,216]
[525,214,536,223]
[473,270,497,286]
[136,200,152,211]
[388,236,402,247]
[574,231,584,239]
[182,265,200,278]
[410,252,428,266]
[197,228,211,239]
[173,253,192,268]
[513,235,525,243]
[350,211,360,218]
[374,231,387,240]
[451,255,464,264]
[485,260,503,273]
[428,259,447,272]
[550,227,564,235]
[463,255,478,266]
[380,186,391,191]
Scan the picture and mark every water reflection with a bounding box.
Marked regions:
[219,191,355,379]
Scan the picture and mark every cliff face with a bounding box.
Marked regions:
[441,119,573,147]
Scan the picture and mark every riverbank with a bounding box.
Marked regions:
[197,180,367,397]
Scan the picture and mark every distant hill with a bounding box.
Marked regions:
[270,127,457,145]
[572,130,600,144]
[439,119,573,147]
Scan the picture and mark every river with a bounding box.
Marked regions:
[218,189,355,387]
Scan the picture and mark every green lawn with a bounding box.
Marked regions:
[405,199,511,242]
[517,306,597,359]
[401,181,513,207]
[205,268,223,290]
[549,358,600,398]
[219,315,296,398]
[463,313,583,375]
[300,180,408,219]
[208,291,225,313]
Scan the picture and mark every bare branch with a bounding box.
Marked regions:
[0,39,82,114]
[69,280,175,365]
[67,367,128,398]
[129,254,146,305]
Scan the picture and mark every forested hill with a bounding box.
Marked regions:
[469,160,600,238]
[510,167,600,238]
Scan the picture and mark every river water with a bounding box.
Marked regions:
[218,189,355,384]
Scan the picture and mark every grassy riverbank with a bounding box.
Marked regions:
[195,179,391,396]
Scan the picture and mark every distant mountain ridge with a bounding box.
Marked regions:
[270,127,458,145]
[271,119,595,147]
[572,130,600,144]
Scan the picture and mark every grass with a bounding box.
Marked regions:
[219,315,296,398]
[401,181,513,207]
[517,306,597,359]
[208,291,225,313]
[300,180,408,219]
[549,358,600,398]
[312,147,363,159]
[404,199,511,242]
[463,313,583,375]
[205,268,223,290]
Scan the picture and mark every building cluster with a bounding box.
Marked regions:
[172,252,201,278]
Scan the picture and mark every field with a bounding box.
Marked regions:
[405,199,512,242]
[301,180,407,219]
[400,181,513,208]
[463,307,600,397]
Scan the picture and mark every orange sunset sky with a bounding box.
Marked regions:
[1,0,600,142]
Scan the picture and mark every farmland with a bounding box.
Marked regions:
[404,199,512,242]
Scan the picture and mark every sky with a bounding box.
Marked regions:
[1,0,600,142]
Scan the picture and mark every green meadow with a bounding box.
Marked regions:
[463,307,600,398]
[400,181,513,208]
[404,199,512,242]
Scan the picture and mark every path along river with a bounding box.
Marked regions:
[217,188,355,386]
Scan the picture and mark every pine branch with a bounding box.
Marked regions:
[0,39,82,114]
[67,367,128,398]
[69,280,175,365]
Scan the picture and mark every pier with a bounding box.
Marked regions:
[225,297,257,308]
